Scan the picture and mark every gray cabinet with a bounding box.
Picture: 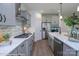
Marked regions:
[8,42,26,56]
[8,34,34,56]
[48,35,51,46]
[17,41,27,56]
[51,37,54,52]
[48,35,63,56]
[26,35,33,56]
[63,44,76,56]
[0,3,16,25]
[8,48,18,56]
[48,34,54,52]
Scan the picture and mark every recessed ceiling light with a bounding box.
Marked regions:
[36,13,42,19]
[40,10,44,13]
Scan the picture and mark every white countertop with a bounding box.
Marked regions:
[48,32,79,51]
[0,32,33,56]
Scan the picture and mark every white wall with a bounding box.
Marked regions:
[30,11,42,42]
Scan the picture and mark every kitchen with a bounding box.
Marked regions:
[0,3,79,56]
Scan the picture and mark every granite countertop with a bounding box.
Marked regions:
[48,32,79,51]
[0,32,33,56]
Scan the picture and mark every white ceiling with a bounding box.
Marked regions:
[21,3,79,16]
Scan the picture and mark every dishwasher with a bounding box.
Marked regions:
[54,37,63,56]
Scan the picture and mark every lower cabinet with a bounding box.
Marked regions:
[63,44,76,56]
[50,37,54,52]
[53,37,76,56]
[28,36,33,56]
[48,35,54,52]
[8,41,28,56]
[48,33,79,56]
[48,35,51,46]
[8,48,18,56]
[8,34,34,56]
[17,41,27,56]
[54,37,63,56]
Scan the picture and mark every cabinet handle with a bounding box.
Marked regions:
[3,15,6,23]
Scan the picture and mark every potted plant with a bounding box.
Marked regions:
[64,13,79,38]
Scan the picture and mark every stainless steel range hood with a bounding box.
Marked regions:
[16,11,28,34]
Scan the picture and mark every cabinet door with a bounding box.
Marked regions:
[0,4,16,25]
[50,37,54,52]
[25,35,33,56]
[24,40,30,56]
[28,45,33,56]
[28,36,33,56]
[48,35,54,51]
[8,48,18,56]
[17,41,26,56]
[50,38,52,48]
[63,44,76,56]
[48,36,51,46]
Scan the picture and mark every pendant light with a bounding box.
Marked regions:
[77,6,79,11]
[59,3,63,20]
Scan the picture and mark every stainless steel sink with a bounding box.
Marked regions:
[14,33,32,38]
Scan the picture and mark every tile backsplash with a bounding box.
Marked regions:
[0,25,22,36]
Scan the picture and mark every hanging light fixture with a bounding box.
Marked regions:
[77,6,79,11]
[59,3,63,20]
[60,15,63,19]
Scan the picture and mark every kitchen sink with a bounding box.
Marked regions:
[14,33,32,38]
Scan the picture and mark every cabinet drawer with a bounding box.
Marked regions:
[63,44,76,56]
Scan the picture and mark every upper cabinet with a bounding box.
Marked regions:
[0,3,16,25]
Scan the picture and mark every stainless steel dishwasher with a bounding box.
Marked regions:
[54,37,63,56]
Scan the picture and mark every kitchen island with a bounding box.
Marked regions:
[48,32,79,56]
[0,32,34,56]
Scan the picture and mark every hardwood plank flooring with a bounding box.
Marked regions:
[32,40,54,56]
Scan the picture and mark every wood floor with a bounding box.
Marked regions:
[32,40,54,56]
